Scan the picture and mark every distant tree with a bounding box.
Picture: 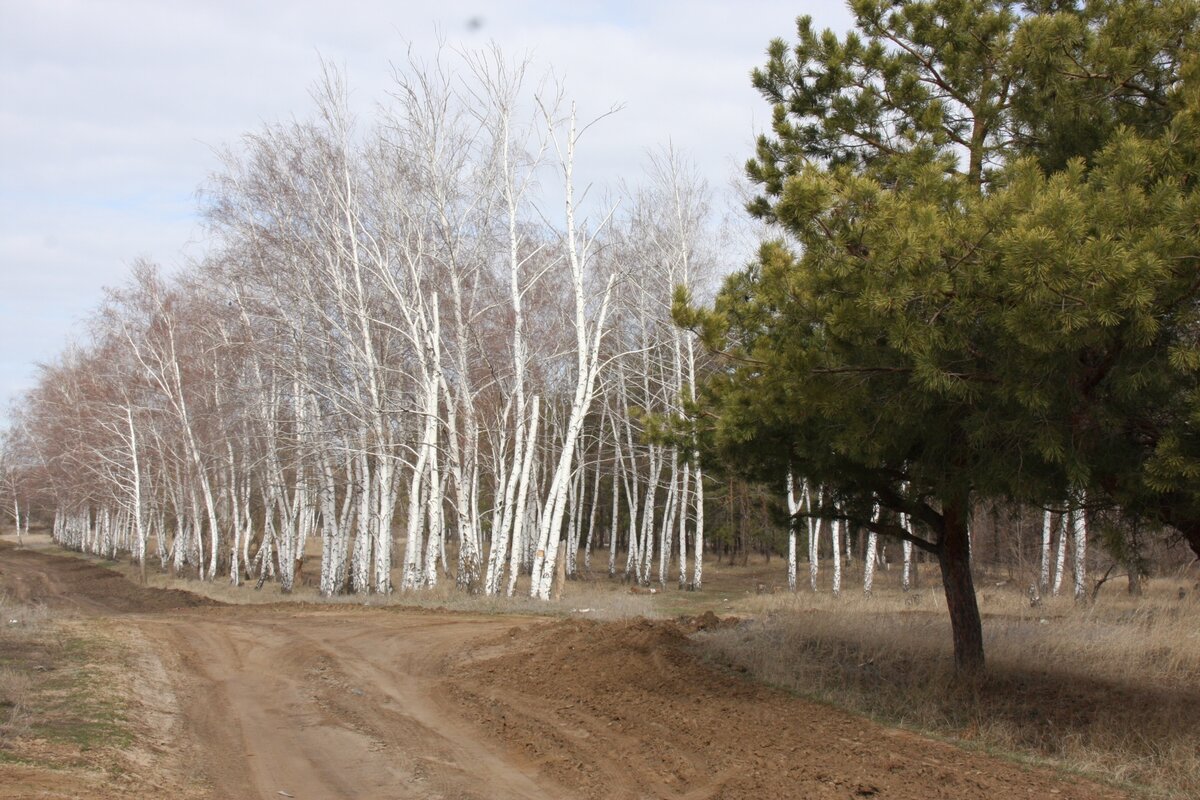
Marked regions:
[677,0,1199,672]
[0,428,27,543]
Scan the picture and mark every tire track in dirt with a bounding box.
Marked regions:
[2,544,556,799]
[143,609,556,800]
[1,542,1134,800]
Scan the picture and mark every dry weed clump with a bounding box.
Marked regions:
[0,598,34,741]
[695,582,1200,798]
[0,592,48,742]
[0,666,32,740]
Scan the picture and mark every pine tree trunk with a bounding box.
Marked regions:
[938,499,985,674]
[1127,564,1143,596]
[1174,520,1200,561]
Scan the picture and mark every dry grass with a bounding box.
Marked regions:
[696,573,1200,798]
[0,590,145,797]
[145,562,664,620]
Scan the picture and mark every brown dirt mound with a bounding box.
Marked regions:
[446,617,1129,800]
[680,610,740,631]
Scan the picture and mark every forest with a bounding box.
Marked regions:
[2,0,1199,659]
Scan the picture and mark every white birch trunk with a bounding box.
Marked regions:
[351,448,373,594]
[583,449,601,574]
[692,463,705,591]
[863,531,878,597]
[420,300,446,590]
[901,514,913,592]
[529,99,621,601]
[608,436,620,579]
[677,461,690,590]
[505,396,541,597]
[807,487,819,592]
[638,445,663,585]
[226,442,240,587]
[1040,509,1053,592]
[831,517,843,597]
[125,406,146,582]
[785,468,800,593]
[658,453,678,588]
[566,463,583,578]
[402,354,440,590]
[1053,507,1068,596]
[1072,500,1088,601]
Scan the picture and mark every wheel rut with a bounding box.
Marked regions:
[0,541,1132,800]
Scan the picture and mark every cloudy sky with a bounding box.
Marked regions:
[0,1,854,417]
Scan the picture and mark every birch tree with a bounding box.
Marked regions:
[528,99,619,601]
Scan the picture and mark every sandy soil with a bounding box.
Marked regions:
[0,542,1131,799]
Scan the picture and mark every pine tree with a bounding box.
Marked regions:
[677,0,1200,673]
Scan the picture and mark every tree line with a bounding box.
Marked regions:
[1,50,717,600]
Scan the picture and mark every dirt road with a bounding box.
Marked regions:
[0,542,1130,799]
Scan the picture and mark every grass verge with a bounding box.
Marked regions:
[0,591,147,796]
[694,586,1200,798]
